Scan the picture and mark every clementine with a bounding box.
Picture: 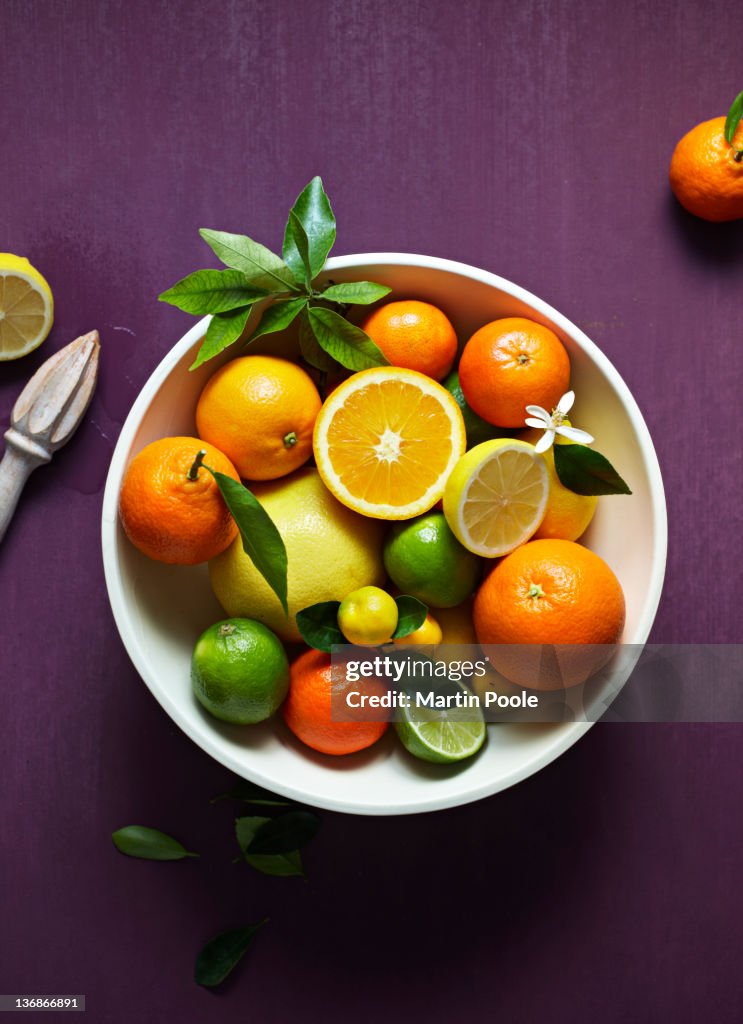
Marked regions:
[283,648,388,756]
[458,318,570,428]
[119,436,239,564]
[361,300,458,380]
[670,116,743,222]
[196,354,321,480]
[473,539,625,689]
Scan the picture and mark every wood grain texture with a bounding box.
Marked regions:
[1,0,743,1020]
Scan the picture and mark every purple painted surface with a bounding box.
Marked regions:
[2,1,743,1020]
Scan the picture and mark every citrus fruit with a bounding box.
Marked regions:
[118,437,239,564]
[436,599,478,646]
[443,439,549,557]
[360,299,457,380]
[191,618,289,724]
[442,369,507,447]
[458,318,570,428]
[383,511,481,607]
[394,613,442,646]
[209,469,385,642]
[196,354,321,480]
[337,586,399,646]
[313,366,466,520]
[670,116,743,222]
[283,648,388,756]
[522,429,598,542]
[0,254,54,361]
[395,678,486,763]
[473,538,626,689]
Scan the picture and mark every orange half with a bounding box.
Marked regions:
[313,367,466,520]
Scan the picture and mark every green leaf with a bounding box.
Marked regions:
[235,817,305,877]
[211,780,291,806]
[245,296,307,345]
[724,89,743,146]
[391,596,429,640]
[298,308,338,372]
[190,306,253,370]
[307,306,389,371]
[553,443,632,496]
[194,921,266,988]
[286,210,313,287]
[246,811,321,855]
[246,849,304,878]
[158,269,268,315]
[320,281,392,305]
[282,176,336,281]
[296,601,344,652]
[208,472,288,614]
[111,826,198,861]
[200,228,297,291]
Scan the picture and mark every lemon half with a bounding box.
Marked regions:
[443,439,549,557]
[0,254,54,361]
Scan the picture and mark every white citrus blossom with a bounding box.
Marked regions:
[524,391,594,454]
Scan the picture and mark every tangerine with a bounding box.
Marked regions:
[361,300,458,380]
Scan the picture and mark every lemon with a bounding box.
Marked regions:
[383,512,481,608]
[209,469,385,642]
[0,254,54,361]
[338,586,398,646]
[522,429,598,542]
[191,618,289,724]
[443,439,549,557]
[394,613,443,646]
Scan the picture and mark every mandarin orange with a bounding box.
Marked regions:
[119,436,239,564]
[361,300,457,380]
[458,318,570,428]
[670,116,743,222]
[474,539,625,689]
[283,649,388,756]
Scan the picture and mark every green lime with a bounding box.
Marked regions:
[395,679,486,764]
[337,586,399,646]
[442,370,508,448]
[191,618,289,725]
[383,511,481,608]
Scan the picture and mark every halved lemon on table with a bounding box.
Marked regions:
[313,366,466,520]
[443,439,549,556]
[0,254,54,361]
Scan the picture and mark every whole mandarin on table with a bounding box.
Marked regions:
[670,115,743,222]
[283,648,388,756]
[361,299,458,380]
[196,354,321,480]
[118,436,239,564]
[458,317,570,428]
[473,538,625,689]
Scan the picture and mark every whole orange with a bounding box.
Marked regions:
[283,648,388,756]
[474,539,625,689]
[196,355,321,480]
[361,300,458,380]
[119,436,239,564]
[670,116,743,222]
[458,318,570,428]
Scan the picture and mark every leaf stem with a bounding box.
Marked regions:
[187,449,208,480]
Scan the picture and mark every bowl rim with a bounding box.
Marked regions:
[101,252,668,815]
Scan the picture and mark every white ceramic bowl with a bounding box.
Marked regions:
[101,254,667,815]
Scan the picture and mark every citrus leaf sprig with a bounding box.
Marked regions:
[159,176,392,371]
[296,595,428,652]
[724,89,743,162]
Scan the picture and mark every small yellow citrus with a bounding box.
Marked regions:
[338,586,399,646]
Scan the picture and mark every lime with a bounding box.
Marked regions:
[395,678,486,764]
[191,618,289,724]
[443,439,549,557]
[338,586,398,646]
[442,370,507,448]
[0,253,54,361]
[383,511,481,608]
